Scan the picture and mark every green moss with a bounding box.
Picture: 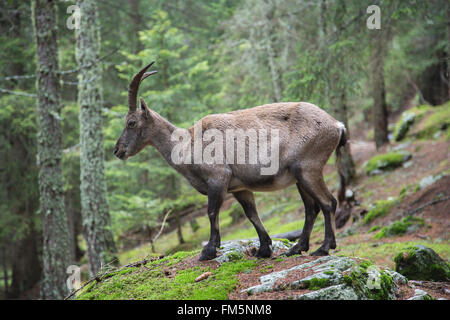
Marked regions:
[308,277,330,290]
[226,251,243,262]
[374,216,424,239]
[272,238,291,246]
[413,103,450,140]
[368,225,381,233]
[259,264,274,273]
[345,261,394,300]
[363,199,397,224]
[365,152,411,175]
[394,245,450,281]
[76,249,259,300]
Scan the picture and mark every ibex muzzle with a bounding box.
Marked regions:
[115,62,348,261]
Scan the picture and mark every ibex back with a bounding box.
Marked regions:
[114,62,347,260]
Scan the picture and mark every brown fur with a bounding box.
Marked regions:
[114,64,346,260]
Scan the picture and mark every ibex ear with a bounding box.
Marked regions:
[139,97,152,119]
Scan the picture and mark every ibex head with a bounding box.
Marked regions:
[114,62,158,160]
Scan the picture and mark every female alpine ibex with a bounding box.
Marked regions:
[114,62,347,261]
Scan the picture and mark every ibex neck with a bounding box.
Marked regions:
[149,111,179,166]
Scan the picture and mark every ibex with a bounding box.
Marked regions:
[114,62,347,261]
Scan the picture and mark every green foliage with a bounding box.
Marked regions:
[363,199,398,224]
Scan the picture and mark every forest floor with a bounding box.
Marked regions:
[77,103,449,300]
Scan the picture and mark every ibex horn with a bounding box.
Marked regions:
[128,62,157,111]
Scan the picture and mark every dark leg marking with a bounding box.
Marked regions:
[199,185,225,261]
[290,163,337,257]
[233,190,272,258]
[285,183,320,256]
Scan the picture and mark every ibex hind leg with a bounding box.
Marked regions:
[233,190,272,258]
[285,183,320,256]
[291,164,337,256]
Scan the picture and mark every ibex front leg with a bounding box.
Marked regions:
[199,184,225,261]
[233,190,272,258]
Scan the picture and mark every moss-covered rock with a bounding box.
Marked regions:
[393,105,431,141]
[341,261,400,300]
[394,245,450,281]
[407,289,434,300]
[410,103,450,140]
[75,249,260,300]
[244,255,405,300]
[365,151,412,175]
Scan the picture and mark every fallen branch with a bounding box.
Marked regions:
[64,254,165,300]
[271,229,303,241]
[404,195,450,217]
[152,209,172,244]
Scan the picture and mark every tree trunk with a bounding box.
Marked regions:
[9,228,42,298]
[76,0,117,277]
[128,0,143,53]
[319,0,355,195]
[331,92,356,187]
[263,3,282,102]
[1,247,8,296]
[370,29,390,149]
[32,0,71,300]
[447,2,450,100]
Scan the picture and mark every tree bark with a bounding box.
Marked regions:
[32,0,71,300]
[128,0,143,53]
[319,0,355,192]
[263,2,282,102]
[1,247,8,296]
[447,2,450,99]
[76,0,117,277]
[370,29,390,149]
[331,91,356,186]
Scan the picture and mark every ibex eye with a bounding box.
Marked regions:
[128,121,136,128]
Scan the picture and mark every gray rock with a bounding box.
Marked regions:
[294,284,360,300]
[384,269,407,285]
[407,289,433,300]
[219,240,408,300]
[244,256,336,295]
[215,239,290,264]
[418,174,444,190]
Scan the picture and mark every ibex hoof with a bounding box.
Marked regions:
[311,248,329,256]
[198,247,217,261]
[284,248,301,257]
[255,247,272,258]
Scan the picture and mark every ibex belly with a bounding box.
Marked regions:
[228,170,296,193]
